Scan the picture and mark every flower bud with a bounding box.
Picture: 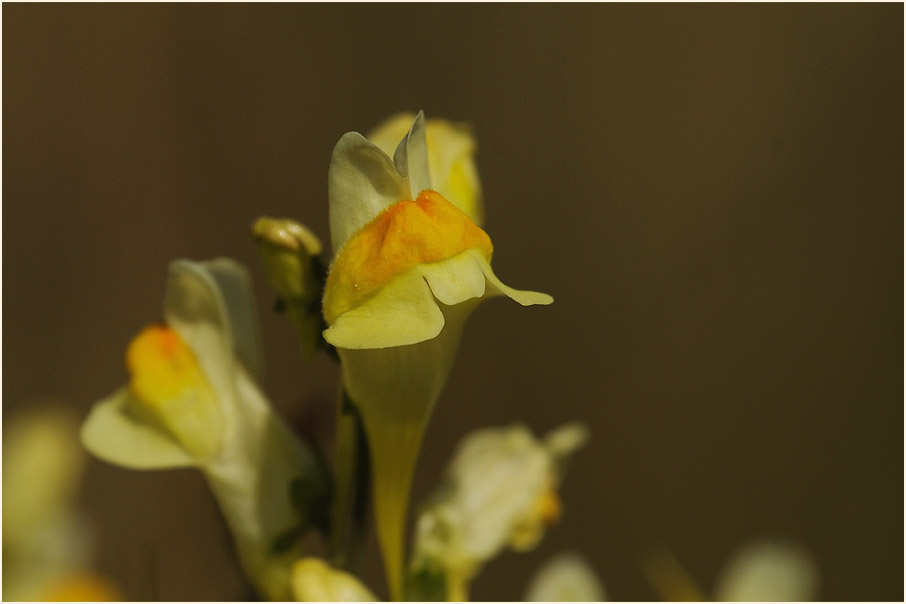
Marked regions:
[252,217,325,361]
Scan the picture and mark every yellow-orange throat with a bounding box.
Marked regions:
[323,189,493,323]
[126,324,222,457]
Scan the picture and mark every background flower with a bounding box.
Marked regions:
[80,258,326,601]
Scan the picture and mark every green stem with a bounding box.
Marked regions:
[328,390,370,571]
[446,572,469,603]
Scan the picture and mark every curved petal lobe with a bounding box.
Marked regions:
[80,389,196,470]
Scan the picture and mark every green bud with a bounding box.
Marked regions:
[251,217,325,361]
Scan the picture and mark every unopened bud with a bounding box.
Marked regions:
[251,217,325,360]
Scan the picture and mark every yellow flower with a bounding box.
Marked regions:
[290,558,377,602]
[367,112,484,225]
[323,111,552,599]
[410,423,587,600]
[80,258,324,601]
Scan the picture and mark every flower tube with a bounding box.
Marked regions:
[322,111,552,599]
[80,258,325,601]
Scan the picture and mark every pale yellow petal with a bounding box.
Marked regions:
[204,258,265,381]
[422,119,483,225]
[418,251,488,306]
[79,388,196,470]
[3,407,84,546]
[323,269,445,349]
[477,254,554,306]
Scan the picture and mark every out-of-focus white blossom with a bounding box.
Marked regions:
[524,552,606,602]
[411,423,588,599]
[644,539,819,602]
[714,539,819,602]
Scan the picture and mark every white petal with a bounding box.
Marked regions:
[392,110,431,199]
[322,269,445,350]
[79,388,196,470]
[164,259,236,401]
[328,132,407,254]
[202,258,265,381]
[525,552,607,602]
[367,112,415,156]
[714,539,819,602]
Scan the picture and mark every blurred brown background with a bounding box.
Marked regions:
[3,4,902,601]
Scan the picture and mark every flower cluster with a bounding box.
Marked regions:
[61,110,818,602]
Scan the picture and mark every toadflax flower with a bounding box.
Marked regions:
[80,258,325,601]
[322,111,552,599]
[410,423,588,601]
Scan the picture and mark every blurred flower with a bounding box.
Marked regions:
[368,112,484,225]
[411,423,588,600]
[3,406,120,602]
[80,258,325,601]
[643,539,819,602]
[323,111,552,599]
[252,217,325,361]
[290,558,377,602]
[524,552,607,602]
[713,539,819,602]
